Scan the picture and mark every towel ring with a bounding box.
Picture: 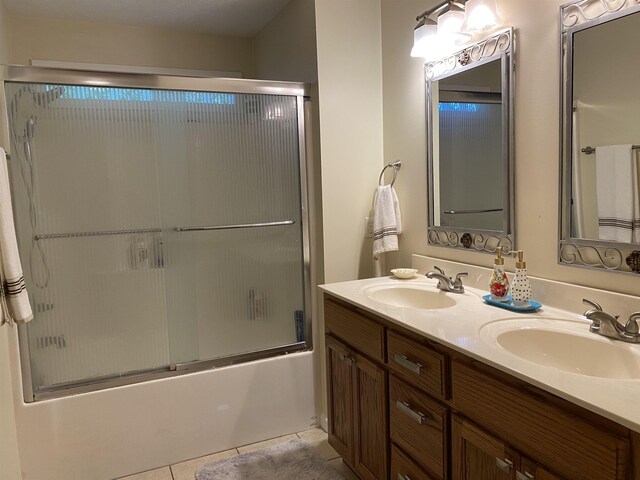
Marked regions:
[379,160,402,187]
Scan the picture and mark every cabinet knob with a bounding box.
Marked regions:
[495,457,513,473]
[394,354,422,374]
[516,472,535,480]
[339,353,355,366]
[394,400,440,428]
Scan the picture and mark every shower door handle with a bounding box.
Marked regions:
[174,220,294,232]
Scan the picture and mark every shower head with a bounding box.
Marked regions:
[32,86,65,107]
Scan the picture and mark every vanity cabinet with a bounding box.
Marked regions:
[325,299,388,480]
[323,295,636,480]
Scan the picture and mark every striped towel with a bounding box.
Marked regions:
[0,148,33,326]
[595,145,640,243]
[373,185,402,257]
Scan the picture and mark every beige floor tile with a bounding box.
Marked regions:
[118,466,173,480]
[171,448,238,480]
[328,458,359,480]
[297,428,339,460]
[236,433,300,455]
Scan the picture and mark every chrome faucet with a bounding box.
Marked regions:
[582,298,640,343]
[426,266,468,294]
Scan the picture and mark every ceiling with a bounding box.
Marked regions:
[2,0,293,37]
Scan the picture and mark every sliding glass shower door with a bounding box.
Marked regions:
[5,74,309,400]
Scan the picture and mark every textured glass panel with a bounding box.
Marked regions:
[5,82,305,391]
[438,102,503,230]
[5,83,170,389]
[157,93,304,362]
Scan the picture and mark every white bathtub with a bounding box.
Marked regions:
[8,334,316,480]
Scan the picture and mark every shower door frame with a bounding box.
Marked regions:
[0,65,313,402]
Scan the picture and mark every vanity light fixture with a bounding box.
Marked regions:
[411,0,502,60]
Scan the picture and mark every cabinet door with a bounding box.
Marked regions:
[326,335,355,466]
[354,352,389,480]
[452,415,517,480]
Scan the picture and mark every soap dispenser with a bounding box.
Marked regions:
[489,249,509,302]
[511,250,532,306]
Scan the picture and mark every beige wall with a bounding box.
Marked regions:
[382,0,640,297]
[316,0,384,284]
[8,15,255,76]
[253,0,318,83]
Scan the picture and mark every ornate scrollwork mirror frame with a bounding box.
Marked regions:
[425,27,515,254]
[559,0,640,274]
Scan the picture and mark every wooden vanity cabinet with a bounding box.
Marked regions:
[325,298,388,480]
[323,295,636,480]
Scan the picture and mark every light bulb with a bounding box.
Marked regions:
[463,0,502,33]
[438,4,471,46]
[410,17,438,58]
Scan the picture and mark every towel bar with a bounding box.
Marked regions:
[379,160,402,187]
[581,145,640,155]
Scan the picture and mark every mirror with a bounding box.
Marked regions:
[560,1,640,274]
[426,28,514,253]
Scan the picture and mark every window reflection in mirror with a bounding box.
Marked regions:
[571,12,640,244]
[432,59,503,232]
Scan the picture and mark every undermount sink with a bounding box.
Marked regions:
[481,319,640,379]
[363,283,457,310]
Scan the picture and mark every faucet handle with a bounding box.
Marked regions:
[454,272,468,283]
[582,298,603,312]
[625,312,640,335]
[434,265,445,276]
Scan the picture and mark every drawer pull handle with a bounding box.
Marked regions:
[495,458,513,474]
[396,400,427,425]
[516,472,534,480]
[398,475,412,480]
[394,354,422,374]
[339,353,355,366]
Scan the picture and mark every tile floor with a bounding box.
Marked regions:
[118,428,359,480]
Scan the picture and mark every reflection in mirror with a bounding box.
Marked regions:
[560,1,640,274]
[426,28,514,254]
[433,59,503,231]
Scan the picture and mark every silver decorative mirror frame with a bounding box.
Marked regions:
[559,0,640,274]
[425,27,515,254]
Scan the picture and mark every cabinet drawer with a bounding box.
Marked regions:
[391,445,437,480]
[324,297,385,362]
[390,375,448,479]
[452,361,629,480]
[387,330,447,399]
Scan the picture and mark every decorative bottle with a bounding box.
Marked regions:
[489,249,509,302]
[511,250,532,306]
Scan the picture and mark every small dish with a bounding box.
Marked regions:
[390,268,418,279]
[482,294,542,312]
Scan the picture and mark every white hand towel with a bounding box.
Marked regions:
[0,148,33,326]
[373,185,402,257]
[595,145,640,243]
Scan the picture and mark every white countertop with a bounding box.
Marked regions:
[320,274,640,433]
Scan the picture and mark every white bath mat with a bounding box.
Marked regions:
[196,439,345,480]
